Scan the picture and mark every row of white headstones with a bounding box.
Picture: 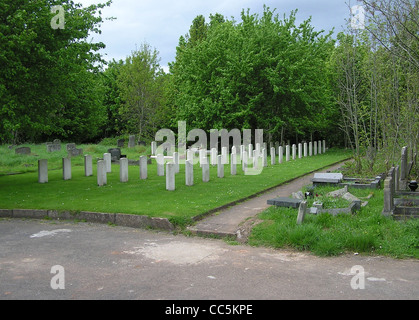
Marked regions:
[37,140,326,190]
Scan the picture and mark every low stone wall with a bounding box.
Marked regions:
[0,209,174,231]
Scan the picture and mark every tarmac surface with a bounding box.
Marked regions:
[0,219,418,301]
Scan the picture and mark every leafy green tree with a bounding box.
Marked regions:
[171,7,336,144]
[117,43,169,141]
[0,0,111,143]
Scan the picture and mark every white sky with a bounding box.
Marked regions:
[78,0,358,70]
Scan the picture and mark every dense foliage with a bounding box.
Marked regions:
[169,8,339,145]
[0,0,111,143]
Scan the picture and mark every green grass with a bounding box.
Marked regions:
[0,143,149,175]
[248,187,419,259]
[0,146,352,227]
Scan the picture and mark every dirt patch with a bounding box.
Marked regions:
[236,217,264,244]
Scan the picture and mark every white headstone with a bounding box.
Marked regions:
[151,141,157,155]
[120,157,128,183]
[157,154,164,176]
[166,162,175,191]
[231,152,237,175]
[63,158,71,180]
[211,148,217,166]
[185,160,193,186]
[97,160,107,186]
[278,146,283,164]
[217,155,224,178]
[174,152,180,173]
[270,147,276,165]
[38,159,48,183]
[84,155,92,177]
[103,153,111,173]
[202,162,210,182]
[263,148,268,167]
[139,155,147,179]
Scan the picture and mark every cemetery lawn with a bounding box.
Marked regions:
[0,147,351,227]
[248,186,419,259]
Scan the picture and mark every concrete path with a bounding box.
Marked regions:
[188,162,345,239]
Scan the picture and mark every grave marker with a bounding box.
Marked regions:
[38,159,48,183]
[278,146,283,163]
[15,147,31,155]
[139,155,148,180]
[202,162,210,182]
[185,160,193,186]
[231,152,237,175]
[297,201,307,225]
[166,162,175,191]
[103,153,111,173]
[97,160,107,186]
[63,158,71,180]
[128,135,136,148]
[157,154,165,176]
[270,147,276,165]
[217,155,224,178]
[84,155,92,177]
[120,158,128,182]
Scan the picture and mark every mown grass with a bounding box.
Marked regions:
[0,142,149,175]
[0,146,351,227]
[248,186,419,259]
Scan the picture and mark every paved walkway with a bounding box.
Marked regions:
[188,162,346,239]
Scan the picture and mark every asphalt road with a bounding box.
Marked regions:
[0,218,418,302]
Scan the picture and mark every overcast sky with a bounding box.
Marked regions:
[78,0,358,70]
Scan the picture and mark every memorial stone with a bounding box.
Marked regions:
[38,159,48,183]
[202,163,210,182]
[63,158,71,180]
[15,147,31,155]
[217,155,224,178]
[139,155,148,180]
[97,160,107,186]
[166,162,175,191]
[103,153,111,173]
[128,135,135,148]
[84,155,93,177]
[185,160,193,186]
[120,158,128,182]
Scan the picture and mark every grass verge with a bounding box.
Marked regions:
[248,187,419,259]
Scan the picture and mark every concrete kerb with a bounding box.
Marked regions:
[0,209,174,231]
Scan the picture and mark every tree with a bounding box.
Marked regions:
[171,7,336,144]
[117,43,169,141]
[0,0,112,143]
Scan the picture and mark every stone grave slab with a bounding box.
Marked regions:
[15,147,31,155]
[267,197,302,208]
[312,172,343,184]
